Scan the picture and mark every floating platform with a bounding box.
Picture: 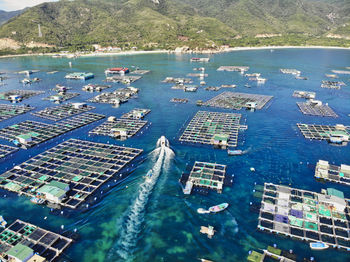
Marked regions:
[0,139,142,209]
[130,69,150,75]
[0,90,44,102]
[199,91,273,110]
[0,104,34,122]
[65,72,94,80]
[170,98,188,103]
[280,69,301,75]
[89,87,138,105]
[331,70,350,75]
[297,123,349,143]
[191,57,210,62]
[121,108,150,119]
[187,73,208,77]
[315,160,350,186]
[89,118,147,140]
[205,86,221,91]
[172,84,198,92]
[31,103,95,121]
[217,66,249,72]
[296,101,338,117]
[82,84,111,92]
[105,75,141,84]
[184,161,227,194]
[321,81,345,89]
[0,144,18,160]
[258,183,350,252]
[43,92,80,103]
[292,91,316,99]
[0,219,72,261]
[162,77,193,84]
[0,112,105,148]
[179,111,242,148]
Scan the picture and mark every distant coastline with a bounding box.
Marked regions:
[0,45,349,59]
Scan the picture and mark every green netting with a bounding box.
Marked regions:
[304,221,318,231]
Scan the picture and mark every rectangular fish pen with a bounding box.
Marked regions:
[0,104,34,122]
[0,90,44,101]
[0,139,142,209]
[105,75,141,84]
[200,91,273,110]
[0,112,105,148]
[121,108,150,119]
[0,144,18,160]
[179,111,242,148]
[186,161,227,193]
[31,103,95,121]
[297,123,349,141]
[296,102,338,117]
[217,66,249,72]
[315,160,350,186]
[258,183,350,252]
[0,219,72,261]
[43,92,80,102]
[89,118,147,140]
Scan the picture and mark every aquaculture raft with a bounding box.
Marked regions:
[0,104,34,122]
[170,98,188,103]
[179,111,242,148]
[0,90,44,101]
[315,160,350,186]
[0,139,142,209]
[0,144,18,160]
[43,92,80,102]
[0,112,105,148]
[130,69,150,75]
[0,219,72,261]
[89,118,147,140]
[105,75,141,84]
[296,102,338,117]
[31,103,95,121]
[258,183,350,252]
[200,92,273,110]
[89,87,138,105]
[187,162,227,193]
[293,91,316,99]
[121,108,150,119]
[297,123,349,141]
[217,66,249,72]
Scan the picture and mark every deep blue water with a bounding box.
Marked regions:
[0,49,349,262]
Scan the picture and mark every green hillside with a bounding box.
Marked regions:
[0,0,349,53]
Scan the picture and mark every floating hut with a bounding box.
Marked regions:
[65,72,94,80]
[105,67,129,75]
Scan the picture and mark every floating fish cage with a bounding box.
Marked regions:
[179,111,242,148]
[170,98,188,103]
[0,139,142,209]
[0,144,19,160]
[217,66,249,72]
[0,113,105,148]
[31,103,95,121]
[43,92,80,102]
[0,90,44,102]
[121,108,150,120]
[105,75,141,84]
[200,91,273,110]
[89,87,138,105]
[315,160,350,186]
[130,69,150,75]
[258,183,350,252]
[162,77,193,84]
[0,219,72,261]
[297,123,349,143]
[0,104,34,122]
[321,81,345,89]
[296,102,338,118]
[89,118,147,140]
[292,90,316,99]
[82,84,111,92]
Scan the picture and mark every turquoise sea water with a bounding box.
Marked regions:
[0,49,349,261]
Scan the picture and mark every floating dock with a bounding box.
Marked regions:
[217,66,249,72]
[179,111,242,148]
[105,75,141,84]
[89,87,138,106]
[89,117,147,140]
[0,219,72,261]
[199,91,273,110]
[182,161,227,194]
[0,90,44,102]
[0,104,34,122]
[0,144,18,160]
[170,98,188,103]
[43,92,80,103]
[258,183,350,252]
[0,112,105,148]
[297,123,349,144]
[321,81,345,89]
[65,72,94,80]
[130,69,150,75]
[82,84,111,92]
[0,139,142,209]
[121,108,150,119]
[280,69,301,75]
[162,77,193,84]
[315,160,350,186]
[31,103,95,121]
[297,101,338,117]
[191,57,210,62]
[292,91,316,99]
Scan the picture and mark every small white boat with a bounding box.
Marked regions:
[310,242,329,250]
[228,149,243,156]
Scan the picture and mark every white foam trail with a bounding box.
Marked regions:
[113,137,173,260]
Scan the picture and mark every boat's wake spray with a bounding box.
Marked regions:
[112,136,174,260]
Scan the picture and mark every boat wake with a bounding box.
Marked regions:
[111,137,174,260]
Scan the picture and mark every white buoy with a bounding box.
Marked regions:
[44,216,47,220]
[69,61,72,67]
[61,225,64,229]
[250,167,255,172]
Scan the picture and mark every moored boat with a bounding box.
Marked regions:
[228,149,243,156]
[310,242,329,250]
[208,203,229,213]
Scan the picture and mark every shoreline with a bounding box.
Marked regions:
[0,45,349,59]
